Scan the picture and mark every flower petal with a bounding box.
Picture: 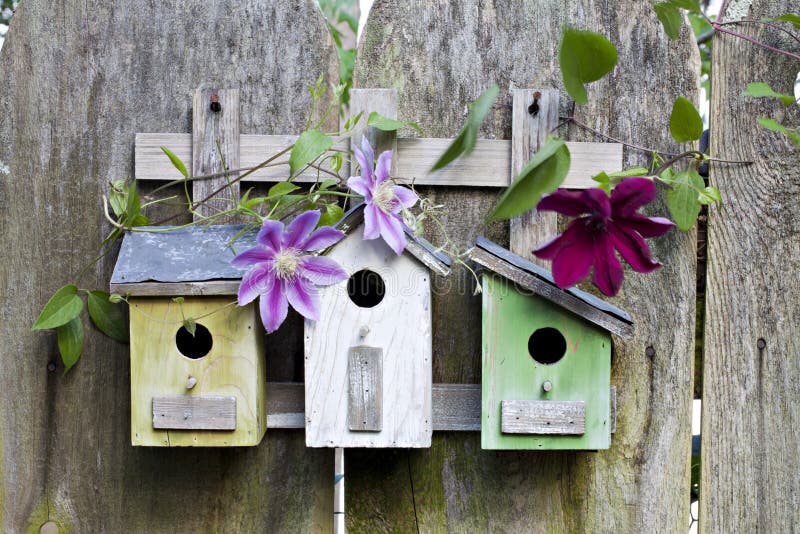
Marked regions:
[302,226,345,251]
[298,255,348,286]
[375,150,392,184]
[355,139,374,183]
[533,218,586,260]
[378,211,407,255]
[582,188,612,218]
[231,246,275,268]
[611,177,656,217]
[592,234,624,296]
[347,176,373,199]
[283,210,321,249]
[285,276,321,321]
[363,202,381,240]
[617,214,675,238]
[259,277,288,333]
[238,264,274,306]
[550,225,594,289]
[609,223,662,273]
[257,219,284,251]
[392,185,418,209]
[536,189,590,216]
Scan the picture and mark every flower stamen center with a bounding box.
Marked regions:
[373,182,396,214]
[274,249,300,280]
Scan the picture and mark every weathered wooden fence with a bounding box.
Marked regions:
[0,0,796,532]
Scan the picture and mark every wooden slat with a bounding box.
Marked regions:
[349,88,398,171]
[136,133,622,189]
[347,346,383,432]
[469,247,634,338]
[152,395,237,430]
[500,400,586,435]
[192,88,240,220]
[109,280,240,297]
[265,382,481,431]
[610,385,617,434]
[509,89,559,265]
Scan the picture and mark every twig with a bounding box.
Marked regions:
[718,19,800,45]
[711,22,800,61]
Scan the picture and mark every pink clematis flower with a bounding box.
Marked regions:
[232,210,348,333]
[533,177,675,297]
[347,138,419,255]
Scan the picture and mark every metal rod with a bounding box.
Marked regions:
[334,447,345,534]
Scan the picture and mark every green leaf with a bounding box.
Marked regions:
[318,179,339,191]
[57,317,84,374]
[329,152,343,173]
[774,13,800,29]
[609,166,650,178]
[33,285,84,330]
[698,185,722,206]
[744,82,796,107]
[109,293,125,303]
[122,182,142,228]
[670,96,704,143]
[183,318,197,337]
[161,146,189,179]
[318,203,345,228]
[666,170,704,231]
[268,182,301,199]
[367,112,423,135]
[669,0,701,12]
[108,182,126,218]
[87,291,129,344]
[592,171,611,193]
[430,85,500,171]
[289,130,334,177]
[343,111,364,131]
[172,296,185,304]
[757,118,800,145]
[488,138,571,221]
[560,29,618,105]
[654,3,683,39]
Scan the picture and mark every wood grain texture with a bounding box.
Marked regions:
[510,89,560,264]
[304,231,433,447]
[701,0,800,531]
[501,400,586,435]
[353,0,698,530]
[110,280,240,297]
[192,88,240,221]
[0,0,337,530]
[347,346,383,432]
[152,395,237,431]
[137,132,621,188]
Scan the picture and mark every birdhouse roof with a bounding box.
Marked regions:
[333,203,452,276]
[468,237,633,338]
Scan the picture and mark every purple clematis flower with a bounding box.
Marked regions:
[347,138,419,255]
[533,177,675,297]
[232,210,348,333]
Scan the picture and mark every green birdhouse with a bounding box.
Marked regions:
[469,238,633,451]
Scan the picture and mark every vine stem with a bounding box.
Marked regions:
[711,22,800,61]
[718,20,800,46]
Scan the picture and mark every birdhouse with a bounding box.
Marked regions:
[110,226,267,447]
[304,205,451,448]
[468,237,633,450]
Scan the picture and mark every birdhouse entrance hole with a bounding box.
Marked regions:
[528,327,566,365]
[175,324,213,359]
[347,269,386,308]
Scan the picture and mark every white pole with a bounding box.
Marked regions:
[334,447,345,534]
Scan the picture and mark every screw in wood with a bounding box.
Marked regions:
[186,375,198,389]
[210,93,222,113]
[47,362,57,373]
[757,338,766,350]
[645,346,656,358]
[542,380,552,393]
[358,325,370,338]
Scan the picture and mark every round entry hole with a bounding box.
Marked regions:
[347,269,386,308]
[528,327,566,365]
[176,323,213,359]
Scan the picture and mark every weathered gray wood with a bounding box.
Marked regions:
[349,88,398,171]
[510,89,560,265]
[0,1,337,530]
[109,280,240,297]
[192,88,240,221]
[152,395,237,431]
[701,1,800,531]
[137,132,621,188]
[610,385,617,434]
[501,400,586,435]
[347,346,383,432]
[334,447,345,534]
[353,1,698,530]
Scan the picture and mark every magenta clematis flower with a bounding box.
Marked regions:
[347,138,419,255]
[533,177,675,297]
[232,210,348,333]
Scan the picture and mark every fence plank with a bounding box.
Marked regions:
[701,1,800,531]
[353,1,698,531]
[0,1,337,531]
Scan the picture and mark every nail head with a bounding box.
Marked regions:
[645,346,656,358]
[757,338,766,350]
